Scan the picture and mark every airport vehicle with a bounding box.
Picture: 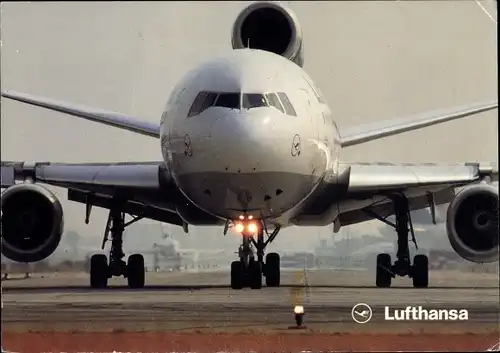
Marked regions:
[1,2,498,290]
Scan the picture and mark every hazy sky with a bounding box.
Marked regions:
[1,1,497,251]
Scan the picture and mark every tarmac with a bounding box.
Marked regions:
[2,268,499,334]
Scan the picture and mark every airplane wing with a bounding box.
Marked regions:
[1,91,160,138]
[0,91,176,222]
[339,101,497,147]
[338,161,498,227]
[295,161,498,227]
[1,161,184,226]
[3,91,495,145]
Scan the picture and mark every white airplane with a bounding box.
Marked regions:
[1,2,498,290]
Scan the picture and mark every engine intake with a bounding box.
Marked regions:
[446,184,499,263]
[232,2,304,67]
[1,183,64,263]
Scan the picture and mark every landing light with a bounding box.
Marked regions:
[234,223,245,233]
[239,215,245,220]
[233,220,259,235]
[247,222,258,234]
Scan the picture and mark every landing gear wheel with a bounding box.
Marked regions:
[229,220,282,290]
[230,260,244,290]
[87,205,148,289]
[412,254,429,288]
[376,253,392,288]
[249,261,262,289]
[90,254,109,288]
[127,254,145,289]
[369,194,430,287]
[265,252,280,287]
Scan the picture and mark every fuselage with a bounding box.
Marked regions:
[160,49,341,224]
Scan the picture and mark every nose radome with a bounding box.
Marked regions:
[210,109,277,140]
[208,109,289,173]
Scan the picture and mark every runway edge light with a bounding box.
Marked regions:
[293,305,305,328]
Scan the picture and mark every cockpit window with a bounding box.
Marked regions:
[188,91,238,117]
[277,92,297,116]
[242,94,267,109]
[214,93,240,109]
[188,91,209,117]
[188,91,296,117]
[200,92,218,112]
[265,93,285,113]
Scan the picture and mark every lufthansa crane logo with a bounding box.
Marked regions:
[291,134,301,157]
[184,134,193,157]
[351,303,373,324]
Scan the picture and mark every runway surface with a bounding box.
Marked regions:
[3,269,499,334]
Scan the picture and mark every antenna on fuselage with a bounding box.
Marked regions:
[247,38,250,49]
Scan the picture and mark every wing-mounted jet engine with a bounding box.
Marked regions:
[446,183,499,263]
[1,183,64,263]
[232,1,304,67]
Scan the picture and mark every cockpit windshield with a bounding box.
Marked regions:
[187,91,297,117]
[214,93,240,109]
[265,93,285,114]
[277,92,297,116]
[188,91,239,117]
[242,93,296,116]
[242,94,267,109]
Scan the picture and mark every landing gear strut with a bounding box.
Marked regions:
[89,205,146,289]
[230,221,281,290]
[368,194,429,288]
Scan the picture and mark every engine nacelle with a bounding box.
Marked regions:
[1,183,64,263]
[232,1,304,67]
[446,184,499,263]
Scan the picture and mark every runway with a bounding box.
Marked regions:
[3,269,499,334]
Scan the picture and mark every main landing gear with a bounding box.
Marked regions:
[368,194,429,288]
[229,218,281,290]
[89,207,146,289]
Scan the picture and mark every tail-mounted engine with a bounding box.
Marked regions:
[232,1,304,67]
[446,183,499,263]
[1,183,64,263]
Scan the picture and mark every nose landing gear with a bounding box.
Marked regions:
[370,194,429,288]
[88,205,146,289]
[230,220,281,290]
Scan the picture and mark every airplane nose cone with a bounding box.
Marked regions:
[173,108,323,220]
[196,109,304,217]
[208,110,286,172]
